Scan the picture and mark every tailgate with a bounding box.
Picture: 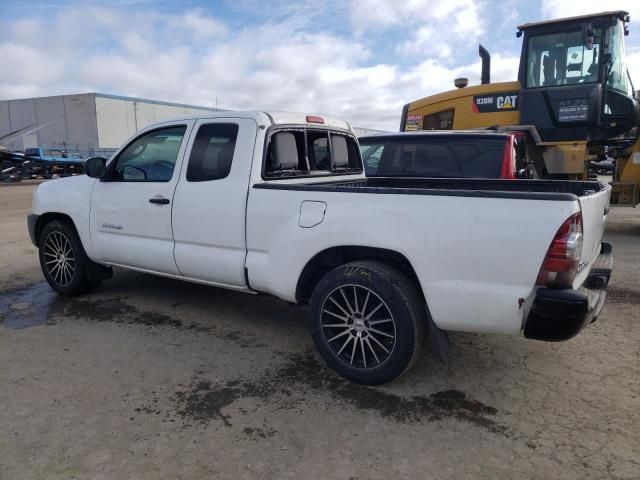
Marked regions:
[575,184,611,286]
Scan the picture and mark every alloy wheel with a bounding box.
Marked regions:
[43,231,76,286]
[320,285,396,369]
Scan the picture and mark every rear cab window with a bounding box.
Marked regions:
[263,127,362,179]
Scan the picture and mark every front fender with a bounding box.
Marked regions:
[31,176,98,258]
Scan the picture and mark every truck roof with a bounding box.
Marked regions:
[359,131,512,142]
[150,111,353,132]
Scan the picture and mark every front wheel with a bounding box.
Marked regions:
[38,220,100,296]
[309,261,425,385]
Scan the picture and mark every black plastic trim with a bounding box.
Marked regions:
[253,179,583,201]
[584,241,613,289]
[27,213,39,247]
[524,288,590,341]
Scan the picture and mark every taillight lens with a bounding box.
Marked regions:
[536,212,583,288]
[499,135,516,179]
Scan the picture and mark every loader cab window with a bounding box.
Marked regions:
[526,29,602,88]
[423,109,454,130]
[606,21,631,95]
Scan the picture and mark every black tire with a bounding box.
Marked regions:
[309,261,425,385]
[38,219,100,296]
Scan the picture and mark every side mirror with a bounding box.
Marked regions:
[85,157,107,178]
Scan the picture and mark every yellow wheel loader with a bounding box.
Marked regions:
[400,11,640,205]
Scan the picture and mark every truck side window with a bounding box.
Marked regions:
[359,143,385,174]
[112,126,186,182]
[186,123,239,182]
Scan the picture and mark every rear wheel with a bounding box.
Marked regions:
[38,220,100,296]
[309,261,425,385]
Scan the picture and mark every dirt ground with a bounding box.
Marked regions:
[0,180,638,480]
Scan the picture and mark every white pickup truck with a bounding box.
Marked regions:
[28,111,613,384]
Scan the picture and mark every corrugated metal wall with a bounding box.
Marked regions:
[94,95,218,149]
[1,93,387,155]
[0,93,219,155]
[0,94,100,154]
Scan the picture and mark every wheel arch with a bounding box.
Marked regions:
[296,246,423,304]
[35,212,78,244]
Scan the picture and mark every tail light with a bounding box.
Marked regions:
[499,135,516,179]
[306,115,325,124]
[536,212,583,288]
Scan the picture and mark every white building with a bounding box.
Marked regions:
[0,93,222,156]
[0,93,387,156]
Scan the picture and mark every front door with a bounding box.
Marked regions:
[90,122,193,275]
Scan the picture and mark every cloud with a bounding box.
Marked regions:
[0,3,518,131]
[541,0,640,21]
[168,8,228,40]
[352,0,484,61]
[627,52,640,86]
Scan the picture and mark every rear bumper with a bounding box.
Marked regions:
[524,242,613,341]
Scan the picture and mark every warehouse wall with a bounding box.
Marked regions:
[352,127,388,137]
[94,95,219,149]
[0,93,219,154]
[0,94,99,153]
[1,92,386,155]
[94,96,137,149]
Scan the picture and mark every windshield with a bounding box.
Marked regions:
[606,20,631,95]
[526,29,602,88]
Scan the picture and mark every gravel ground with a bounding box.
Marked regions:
[0,180,638,480]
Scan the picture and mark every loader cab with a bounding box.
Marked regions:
[517,10,638,147]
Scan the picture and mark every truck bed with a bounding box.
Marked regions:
[254,178,606,201]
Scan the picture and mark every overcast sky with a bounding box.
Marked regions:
[1,0,640,129]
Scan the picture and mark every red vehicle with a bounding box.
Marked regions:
[359,131,522,179]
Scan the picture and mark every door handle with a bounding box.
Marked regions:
[149,197,170,205]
